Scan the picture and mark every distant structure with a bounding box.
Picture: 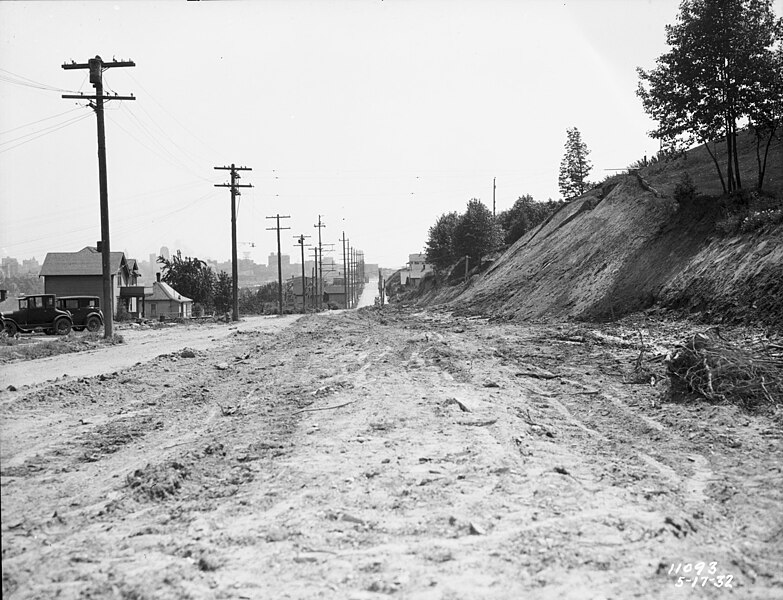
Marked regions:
[159,246,170,261]
[268,252,291,268]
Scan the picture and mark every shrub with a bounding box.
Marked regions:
[739,207,783,233]
[673,173,696,204]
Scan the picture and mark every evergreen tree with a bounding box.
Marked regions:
[558,128,593,200]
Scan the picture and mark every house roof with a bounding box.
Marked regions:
[146,281,192,303]
[40,247,129,277]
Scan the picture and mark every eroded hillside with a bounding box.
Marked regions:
[447,132,783,329]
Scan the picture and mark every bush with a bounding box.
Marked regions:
[673,173,696,204]
[740,207,783,233]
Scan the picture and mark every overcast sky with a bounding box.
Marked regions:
[1,0,692,269]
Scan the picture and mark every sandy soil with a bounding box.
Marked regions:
[1,306,781,599]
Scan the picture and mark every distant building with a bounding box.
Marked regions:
[400,253,433,287]
[268,253,291,268]
[21,257,40,275]
[159,246,170,261]
[1,257,19,278]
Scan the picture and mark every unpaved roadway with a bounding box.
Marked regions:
[1,306,781,599]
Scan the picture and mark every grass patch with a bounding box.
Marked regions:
[0,332,124,364]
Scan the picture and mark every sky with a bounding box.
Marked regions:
[0,0,694,270]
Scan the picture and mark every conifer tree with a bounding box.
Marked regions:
[558,127,593,200]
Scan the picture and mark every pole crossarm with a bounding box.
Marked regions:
[61,55,136,339]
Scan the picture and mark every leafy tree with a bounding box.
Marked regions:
[749,44,783,190]
[425,212,460,271]
[213,271,233,314]
[452,199,500,264]
[637,0,783,193]
[498,195,566,246]
[157,251,216,310]
[558,128,593,200]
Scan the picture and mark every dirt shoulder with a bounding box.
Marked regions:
[1,307,781,599]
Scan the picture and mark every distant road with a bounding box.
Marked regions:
[356,277,380,308]
[0,314,300,391]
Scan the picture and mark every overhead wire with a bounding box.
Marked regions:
[0,107,85,136]
[0,111,93,154]
[0,67,81,94]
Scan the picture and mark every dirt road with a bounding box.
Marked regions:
[0,314,300,391]
[1,307,781,599]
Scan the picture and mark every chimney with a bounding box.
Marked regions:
[156,272,161,282]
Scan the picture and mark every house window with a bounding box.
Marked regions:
[150,304,156,316]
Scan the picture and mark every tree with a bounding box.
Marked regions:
[452,199,500,264]
[425,212,460,271]
[213,271,233,314]
[637,0,783,193]
[558,128,593,200]
[157,251,216,310]
[498,195,565,246]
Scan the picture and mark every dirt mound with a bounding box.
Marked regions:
[445,131,783,330]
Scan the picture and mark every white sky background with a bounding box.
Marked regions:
[0,0,691,269]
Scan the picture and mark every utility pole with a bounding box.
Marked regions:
[340,232,349,309]
[294,234,311,314]
[62,56,135,338]
[493,177,497,218]
[314,215,326,310]
[214,164,252,322]
[266,215,291,315]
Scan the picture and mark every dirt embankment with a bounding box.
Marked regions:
[441,132,783,330]
[2,307,782,599]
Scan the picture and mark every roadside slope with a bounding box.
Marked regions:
[448,132,782,328]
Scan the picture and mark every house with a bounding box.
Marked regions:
[399,253,433,287]
[145,273,193,319]
[40,246,141,318]
[323,283,347,308]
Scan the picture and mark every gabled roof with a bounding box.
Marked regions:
[146,281,192,303]
[40,247,129,277]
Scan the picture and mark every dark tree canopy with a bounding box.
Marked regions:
[213,271,233,314]
[558,128,593,200]
[425,212,460,271]
[157,251,216,310]
[637,0,783,192]
[452,199,500,264]
[498,196,565,246]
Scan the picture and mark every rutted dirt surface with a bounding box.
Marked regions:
[1,307,782,599]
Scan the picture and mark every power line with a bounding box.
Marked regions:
[0,67,80,94]
[0,111,92,154]
[0,107,85,136]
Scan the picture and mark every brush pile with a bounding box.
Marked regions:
[666,331,783,411]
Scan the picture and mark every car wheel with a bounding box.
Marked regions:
[55,319,72,335]
[86,316,102,332]
[4,321,18,336]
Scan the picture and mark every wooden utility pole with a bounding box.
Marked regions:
[266,215,291,315]
[294,234,311,314]
[62,56,135,338]
[214,164,252,321]
[314,215,326,310]
[493,177,496,217]
[340,232,349,309]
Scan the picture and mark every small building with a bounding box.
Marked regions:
[145,274,193,319]
[400,253,433,287]
[323,283,347,308]
[40,246,141,318]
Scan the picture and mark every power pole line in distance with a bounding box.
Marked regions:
[214,164,252,322]
[266,214,291,315]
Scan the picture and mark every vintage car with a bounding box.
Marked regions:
[56,296,104,332]
[2,294,73,336]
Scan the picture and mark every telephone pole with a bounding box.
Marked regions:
[295,234,311,314]
[266,215,291,315]
[340,232,349,309]
[493,177,496,217]
[62,56,135,338]
[314,215,326,309]
[215,164,252,321]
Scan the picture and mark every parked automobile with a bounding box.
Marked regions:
[56,296,104,332]
[2,294,72,336]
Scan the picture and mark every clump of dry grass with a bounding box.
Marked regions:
[667,331,783,411]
